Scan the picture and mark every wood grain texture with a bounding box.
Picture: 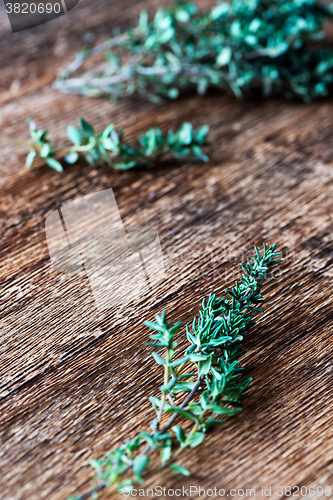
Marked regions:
[1,1,333,499]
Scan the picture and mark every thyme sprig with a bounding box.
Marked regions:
[55,0,333,102]
[0,118,209,172]
[70,244,281,500]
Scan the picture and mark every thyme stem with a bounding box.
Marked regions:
[4,118,210,173]
[0,135,31,147]
[157,350,170,428]
[56,0,333,103]
[160,376,203,433]
[63,30,136,77]
[68,245,282,500]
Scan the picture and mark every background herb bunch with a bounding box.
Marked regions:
[55,0,333,102]
[23,118,209,172]
[73,244,281,499]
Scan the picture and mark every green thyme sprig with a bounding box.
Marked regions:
[68,244,281,500]
[0,118,209,173]
[55,0,333,102]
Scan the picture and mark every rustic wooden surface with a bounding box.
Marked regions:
[1,1,333,499]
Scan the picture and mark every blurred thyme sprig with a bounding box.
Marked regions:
[68,244,281,500]
[0,118,209,173]
[55,0,333,102]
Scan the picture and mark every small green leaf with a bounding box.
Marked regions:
[79,118,95,137]
[139,10,148,29]
[89,459,102,472]
[249,18,261,32]
[152,351,165,365]
[172,425,185,443]
[39,143,51,158]
[210,405,242,416]
[101,123,115,138]
[197,78,208,95]
[140,432,155,448]
[178,122,193,145]
[133,454,148,480]
[25,151,36,168]
[164,406,198,422]
[145,321,166,333]
[129,435,142,451]
[265,42,289,58]
[187,432,205,448]
[244,34,258,46]
[169,321,182,335]
[216,47,232,67]
[35,130,48,142]
[160,441,172,465]
[162,375,177,392]
[158,27,175,44]
[67,126,82,145]
[118,480,133,494]
[192,145,209,162]
[199,355,212,375]
[187,402,202,415]
[210,3,229,20]
[169,355,190,367]
[167,88,179,99]
[169,463,190,476]
[46,157,63,172]
[102,138,117,151]
[175,8,190,22]
[195,124,209,143]
[190,354,208,362]
[27,117,36,133]
[172,381,196,393]
[113,161,138,170]
[211,366,222,380]
[205,418,225,425]
[149,396,161,412]
[65,152,79,164]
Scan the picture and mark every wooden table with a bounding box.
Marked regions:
[1,1,333,499]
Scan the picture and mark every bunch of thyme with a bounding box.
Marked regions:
[55,0,333,102]
[0,118,209,172]
[67,244,281,500]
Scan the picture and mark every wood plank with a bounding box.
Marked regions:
[1,1,333,499]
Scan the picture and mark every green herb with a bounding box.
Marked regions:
[0,118,209,172]
[55,0,333,103]
[68,244,281,499]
